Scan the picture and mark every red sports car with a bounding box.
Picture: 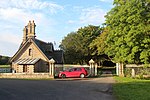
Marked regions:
[59,67,88,78]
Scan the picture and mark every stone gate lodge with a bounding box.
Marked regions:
[9,20,64,78]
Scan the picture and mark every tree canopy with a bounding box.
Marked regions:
[0,55,10,65]
[59,32,82,64]
[89,28,108,56]
[60,0,150,65]
[104,0,150,64]
[60,25,102,64]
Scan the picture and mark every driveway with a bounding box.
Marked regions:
[0,77,115,100]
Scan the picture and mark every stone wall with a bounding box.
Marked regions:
[0,73,54,79]
[125,64,150,78]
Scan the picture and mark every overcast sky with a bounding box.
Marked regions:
[0,0,113,57]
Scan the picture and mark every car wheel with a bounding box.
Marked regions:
[61,74,66,78]
[80,74,85,78]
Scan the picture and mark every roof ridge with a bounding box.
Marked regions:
[34,38,47,44]
[34,38,53,45]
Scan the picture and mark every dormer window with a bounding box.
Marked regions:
[29,49,32,56]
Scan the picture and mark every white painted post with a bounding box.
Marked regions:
[12,62,15,73]
[89,59,95,76]
[52,64,54,77]
[49,58,55,77]
[95,63,98,76]
[89,63,92,75]
[118,63,124,77]
[49,63,52,75]
[116,63,119,75]
[92,63,94,76]
[131,68,135,78]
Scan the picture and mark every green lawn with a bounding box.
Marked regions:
[0,65,10,67]
[113,77,150,100]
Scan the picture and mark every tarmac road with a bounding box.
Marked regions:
[0,77,115,100]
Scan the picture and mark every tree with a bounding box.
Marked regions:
[0,55,10,65]
[104,0,150,64]
[59,32,81,64]
[60,25,102,64]
[76,25,102,63]
[89,28,111,65]
[89,28,108,55]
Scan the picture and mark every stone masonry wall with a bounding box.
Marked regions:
[0,73,54,79]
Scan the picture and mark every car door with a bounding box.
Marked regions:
[67,68,75,77]
[75,68,82,77]
[71,68,82,77]
[72,68,79,77]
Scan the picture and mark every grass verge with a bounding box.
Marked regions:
[113,76,150,100]
[0,65,10,67]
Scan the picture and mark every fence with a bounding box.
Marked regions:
[0,67,11,73]
[125,64,150,78]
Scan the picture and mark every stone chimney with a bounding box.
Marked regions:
[22,26,28,44]
[32,20,36,35]
[27,20,36,38]
[22,20,36,44]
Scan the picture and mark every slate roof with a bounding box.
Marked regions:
[34,39,63,64]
